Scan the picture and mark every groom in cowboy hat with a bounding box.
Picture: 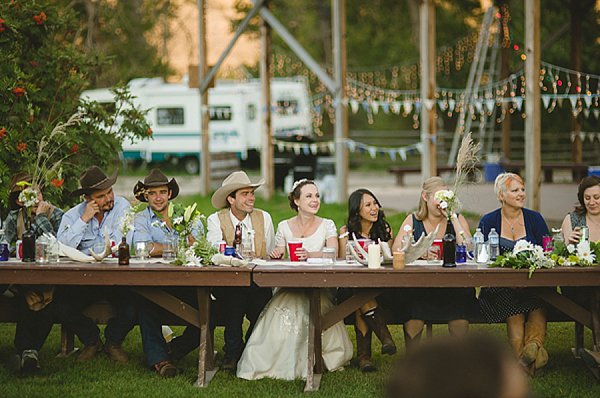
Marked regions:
[168,170,274,373]
[57,166,138,364]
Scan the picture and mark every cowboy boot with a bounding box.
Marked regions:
[522,321,546,368]
[361,307,396,355]
[403,321,423,355]
[508,338,524,359]
[355,327,376,372]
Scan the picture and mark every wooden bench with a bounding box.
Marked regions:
[501,161,589,183]
[387,163,482,186]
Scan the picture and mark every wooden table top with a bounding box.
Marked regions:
[252,261,600,288]
[0,259,252,287]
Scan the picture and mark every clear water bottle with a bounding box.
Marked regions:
[473,228,484,262]
[488,228,499,261]
[0,229,8,261]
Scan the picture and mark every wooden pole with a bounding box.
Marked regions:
[419,0,436,180]
[260,1,273,199]
[570,0,583,166]
[524,0,540,211]
[198,0,210,195]
[333,0,348,203]
[499,0,512,161]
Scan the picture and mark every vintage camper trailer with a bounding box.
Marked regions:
[81,76,314,173]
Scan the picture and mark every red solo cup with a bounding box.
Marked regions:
[288,241,303,261]
[110,239,117,258]
[217,240,227,253]
[16,240,22,260]
[432,240,443,253]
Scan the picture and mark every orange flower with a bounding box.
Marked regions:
[147,128,153,136]
[33,12,47,25]
[29,115,34,122]
[12,87,25,97]
[30,60,37,67]
[71,143,78,152]
[0,19,4,33]
[17,142,26,152]
[51,179,64,188]
[0,128,6,138]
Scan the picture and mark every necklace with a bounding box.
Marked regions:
[502,209,522,233]
[424,218,442,235]
[298,217,315,238]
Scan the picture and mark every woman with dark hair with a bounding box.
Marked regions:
[560,176,600,367]
[339,189,396,372]
[561,175,600,244]
[237,179,352,380]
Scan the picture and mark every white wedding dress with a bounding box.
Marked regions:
[236,218,353,380]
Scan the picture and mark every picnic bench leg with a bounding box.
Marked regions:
[573,322,584,358]
[396,173,404,186]
[544,169,553,183]
[195,287,216,388]
[58,326,76,357]
[305,288,323,392]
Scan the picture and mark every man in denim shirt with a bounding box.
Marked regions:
[132,169,181,257]
[56,166,138,364]
[129,169,183,377]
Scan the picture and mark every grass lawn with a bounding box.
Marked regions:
[1,193,600,396]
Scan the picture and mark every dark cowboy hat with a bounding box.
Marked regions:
[133,169,179,202]
[70,166,119,197]
[9,172,33,193]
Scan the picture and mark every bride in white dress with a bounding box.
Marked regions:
[237,180,353,380]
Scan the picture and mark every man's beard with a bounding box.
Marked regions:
[101,201,114,212]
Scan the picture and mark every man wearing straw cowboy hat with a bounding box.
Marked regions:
[57,166,138,364]
[168,171,274,373]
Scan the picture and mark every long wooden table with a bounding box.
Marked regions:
[0,259,253,387]
[252,261,600,391]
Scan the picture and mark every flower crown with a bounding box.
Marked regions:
[291,178,308,193]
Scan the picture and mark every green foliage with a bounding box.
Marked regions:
[0,0,152,213]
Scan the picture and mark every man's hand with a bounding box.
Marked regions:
[35,200,53,216]
[81,200,99,223]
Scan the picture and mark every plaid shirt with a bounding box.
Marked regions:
[3,207,64,253]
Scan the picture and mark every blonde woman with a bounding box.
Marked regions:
[478,173,550,375]
[392,177,473,352]
[237,179,352,380]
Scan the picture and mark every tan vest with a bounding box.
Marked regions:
[217,209,266,259]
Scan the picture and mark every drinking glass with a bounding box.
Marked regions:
[427,244,441,262]
[135,241,151,260]
[162,232,177,261]
[93,242,105,256]
[322,247,336,265]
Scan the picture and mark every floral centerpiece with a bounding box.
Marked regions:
[550,240,599,267]
[120,203,144,236]
[492,240,556,278]
[434,189,461,220]
[153,202,206,265]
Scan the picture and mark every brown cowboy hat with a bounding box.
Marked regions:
[9,172,33,193]
[70,166,119,197]
[133,169,179,202]
[211,171,264,209]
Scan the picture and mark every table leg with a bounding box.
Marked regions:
[305,288,323,392]
[591,288,600,352]
[195,287,217,388]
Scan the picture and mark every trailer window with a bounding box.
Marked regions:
[210,106,232,121]
[275,100,299,116]
[247,104,256,121]
[157,108,184,125]
[99,102,116,113]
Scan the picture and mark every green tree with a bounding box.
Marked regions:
[0,0,152,213]
[56,0,175,88]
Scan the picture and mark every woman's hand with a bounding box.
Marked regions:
[269,247,284,259]
[567,227,582,245]
[294,247,309,261]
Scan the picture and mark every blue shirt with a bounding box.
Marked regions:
[132,206,177,244]
[478,207,549,248]
[58,196,132,254]
[132,205,204,245]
